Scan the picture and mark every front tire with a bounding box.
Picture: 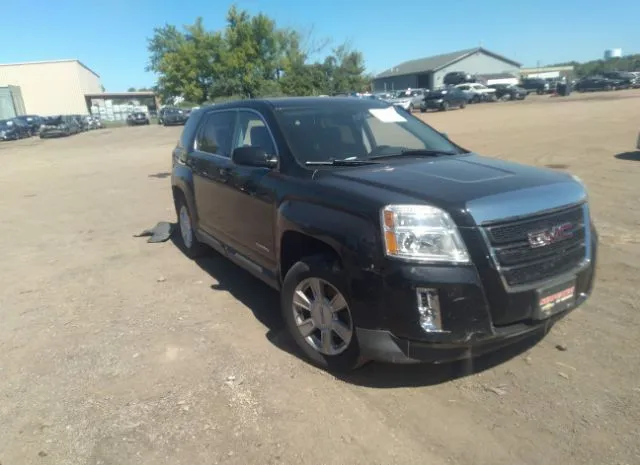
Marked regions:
[175,194,206,258]
[281,255,362,372]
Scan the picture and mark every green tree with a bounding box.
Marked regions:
[146,6,369,102]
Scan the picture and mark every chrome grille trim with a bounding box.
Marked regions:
[480,203,592,292]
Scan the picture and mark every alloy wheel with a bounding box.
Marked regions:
[292,277,353,356]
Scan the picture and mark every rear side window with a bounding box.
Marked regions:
[195,111,236,157]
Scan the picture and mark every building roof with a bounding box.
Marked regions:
[475,72,518,80]
[521,65,574,73]
[85,91,156,98]
[0,59,100,78]
[374,47,522,79]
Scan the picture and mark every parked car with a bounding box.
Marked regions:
[39,115,81,138]
[170,97,598,371]
[488,83,528,101]
[520,78,552,95]
[455,83,496,103]
[420,87,467,111]
[14,115,43,135]
[90,115,104,129]
[574,77,621,92]
[127,112,150,125]
[387,89,427,112]
[159,107,188,126]
[71,115,89,132]
[443,71,474,86]
[602,71,637,88]
[0,118,32,140]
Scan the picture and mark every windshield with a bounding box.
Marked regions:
[275,102,463,165]
[45,116,64,125]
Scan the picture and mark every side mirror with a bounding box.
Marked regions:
[232,146,277,168]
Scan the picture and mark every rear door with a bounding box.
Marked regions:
[189,110,238,239]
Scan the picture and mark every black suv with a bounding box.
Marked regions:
[171,97,598,371]
[520,78,551,95]
[159,107,188,126]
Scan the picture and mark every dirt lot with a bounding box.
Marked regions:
[1,91,639,465]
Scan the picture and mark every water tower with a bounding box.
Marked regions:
[604,48,622,60]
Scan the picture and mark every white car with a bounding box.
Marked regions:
[455,83,497,103]
[387,89,427,112]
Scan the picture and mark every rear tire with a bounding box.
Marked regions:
[281,255,364,372]
[174,193,206,259]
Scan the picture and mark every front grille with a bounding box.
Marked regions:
[483,205,587,287]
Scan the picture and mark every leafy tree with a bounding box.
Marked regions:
[146,6,369,103]
[551,54,640,78]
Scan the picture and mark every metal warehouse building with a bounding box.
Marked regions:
[0,59,103,117]
[373,47,521,91]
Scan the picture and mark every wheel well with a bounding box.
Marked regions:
[280,231,342,281]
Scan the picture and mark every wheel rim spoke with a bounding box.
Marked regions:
[293,290,311,311]
[308,278,324,301]
[329,292,347,313]
[297,318,316,337]
[331,320,351,343]
[321,328,332,353]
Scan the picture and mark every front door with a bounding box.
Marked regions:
[190,110,237,240]
[224,109,278,274]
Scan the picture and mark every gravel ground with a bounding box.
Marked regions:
[1,90,639,465]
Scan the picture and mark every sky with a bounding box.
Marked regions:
[1,0,638,91]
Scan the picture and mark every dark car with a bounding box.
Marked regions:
[601,71,637,88]
[520,78,552,95]
[0,118,32,140]
[14,115,43,135]
[159,107,188,126]
[170,97,597,371]
[127,112,150,125]
[574,77,621,92]
[488,84,528,101]
[443,71,474,86]
[39,115,81,138]
[420,87,467,112]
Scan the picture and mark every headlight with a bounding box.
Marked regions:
[381,205,470,263]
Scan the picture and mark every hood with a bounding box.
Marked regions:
[388,97,411,103]
[322,153,585,226]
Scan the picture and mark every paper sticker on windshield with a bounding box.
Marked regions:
[368,107,407,123]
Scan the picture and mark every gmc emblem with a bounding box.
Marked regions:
[527,222,574,248]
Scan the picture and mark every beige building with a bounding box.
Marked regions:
[0,59,102,116]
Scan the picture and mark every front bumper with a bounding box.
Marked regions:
[351,227,598,364]
[422,99,445,109]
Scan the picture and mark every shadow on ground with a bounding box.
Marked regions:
[615,151,640,161]
[168,232,544,388]
[149,172,171,179]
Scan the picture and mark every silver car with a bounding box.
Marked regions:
[387,89,427,112]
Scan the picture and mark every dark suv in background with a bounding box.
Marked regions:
[171,97,597,372]
[159,107,189,126]
[0,118,32,140]
[520,78,551,95]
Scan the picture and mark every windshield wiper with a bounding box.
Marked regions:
[305,158,379,166]
[369,149,458,160]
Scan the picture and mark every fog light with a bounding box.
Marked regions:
[416,287,443,332]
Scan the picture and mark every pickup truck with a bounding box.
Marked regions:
[171,97,598,372]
